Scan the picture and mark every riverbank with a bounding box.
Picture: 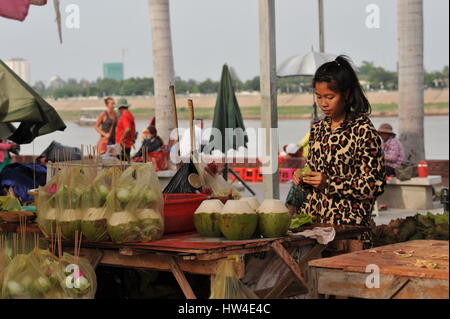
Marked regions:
[49,88,448,120]
[58,102,448,121]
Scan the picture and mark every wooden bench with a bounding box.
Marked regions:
[377,175,442,210]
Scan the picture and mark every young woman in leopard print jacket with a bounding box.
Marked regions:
[293,55,386,245]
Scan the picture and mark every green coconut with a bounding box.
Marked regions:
[58,209,82,240]
[136,209,164,242]
[107,211,141,244]
[219,200,258,240]
[194,199,224,237]
[131,188,159,209]
[256,199,291,238]
[81,207,110,242]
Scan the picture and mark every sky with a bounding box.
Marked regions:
[0,0,448,85]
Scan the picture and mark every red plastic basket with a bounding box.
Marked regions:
[163,193,209,234]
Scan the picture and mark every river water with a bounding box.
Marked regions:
[19,116,449,159]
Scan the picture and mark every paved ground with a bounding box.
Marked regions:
[232,181,445,226]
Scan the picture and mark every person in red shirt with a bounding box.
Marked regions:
[115,98,136,161]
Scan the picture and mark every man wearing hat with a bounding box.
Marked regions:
[378,123,404,176]
[115,98,136,161]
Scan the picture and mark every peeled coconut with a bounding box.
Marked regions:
[81,207,110,242]
[107,211,141,244]
[136,209,164,242]
[194,200,224,237]
[239,197,260,211]
[58,209,82,240]
[256,199,291,238]
[219,200,258,240]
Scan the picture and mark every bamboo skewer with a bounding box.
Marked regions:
[188,99,195,159]
[170,85,181,168]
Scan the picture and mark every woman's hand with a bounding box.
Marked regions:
[103,132,111,139]
[303,171,327,190]
[293,169,303,186]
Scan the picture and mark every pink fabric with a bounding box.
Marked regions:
[0,140,12,163]
[0,0,31,21]
[382,137,404,168]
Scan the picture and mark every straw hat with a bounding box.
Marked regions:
[286,143,300,155]
[377,123,396,136]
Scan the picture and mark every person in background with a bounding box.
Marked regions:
[115,98,136,161]
[377,123,404,176]
[95,97,118,155]
[133,126,164,160]
[282,143,301,158]
[0,139,19,173]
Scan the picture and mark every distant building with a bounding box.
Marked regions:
[5,58,31,84]
[103,62,124,81]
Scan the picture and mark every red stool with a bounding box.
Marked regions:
[256,168,263,182]
[229,167,245,181]
[244,168,260,183]
[279,168,296,183]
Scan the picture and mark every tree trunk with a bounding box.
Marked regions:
[148,0,175,144]
[397,0,425,163]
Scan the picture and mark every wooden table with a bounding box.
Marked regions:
[309,240,449,299]
[57,224,367,299]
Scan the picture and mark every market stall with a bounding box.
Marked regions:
[58,224,368,299]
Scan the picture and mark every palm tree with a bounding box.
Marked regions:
[148,0,175,144]
[397,0,425,163]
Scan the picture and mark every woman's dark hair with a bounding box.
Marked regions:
[148,125,164,145]
[313,55,371,119]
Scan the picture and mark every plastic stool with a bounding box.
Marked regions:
[256,168,263,182]
[244,168,259,183]
[279,168,296,183]
[229,167,245,181]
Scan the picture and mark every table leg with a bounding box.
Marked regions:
[169,257,197,299]
[264,243,326,299]
[269,241,307,291]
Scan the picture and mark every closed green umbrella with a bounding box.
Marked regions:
[0,59,66,143]
[210,65,253,194]
[210,64,248,154]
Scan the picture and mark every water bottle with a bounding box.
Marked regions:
[417,160,428,178]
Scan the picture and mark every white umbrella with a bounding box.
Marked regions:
[277,51,337,120]
[277,51,337,77]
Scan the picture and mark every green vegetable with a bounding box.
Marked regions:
[300,165,312,177]
[289,214,313,230]
[0,196,22,212]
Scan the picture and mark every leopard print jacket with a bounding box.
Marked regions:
[301,115,386,229]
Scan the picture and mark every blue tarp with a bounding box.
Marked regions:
[0,163,47,203]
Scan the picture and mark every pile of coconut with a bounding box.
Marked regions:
[194,197,292,240]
